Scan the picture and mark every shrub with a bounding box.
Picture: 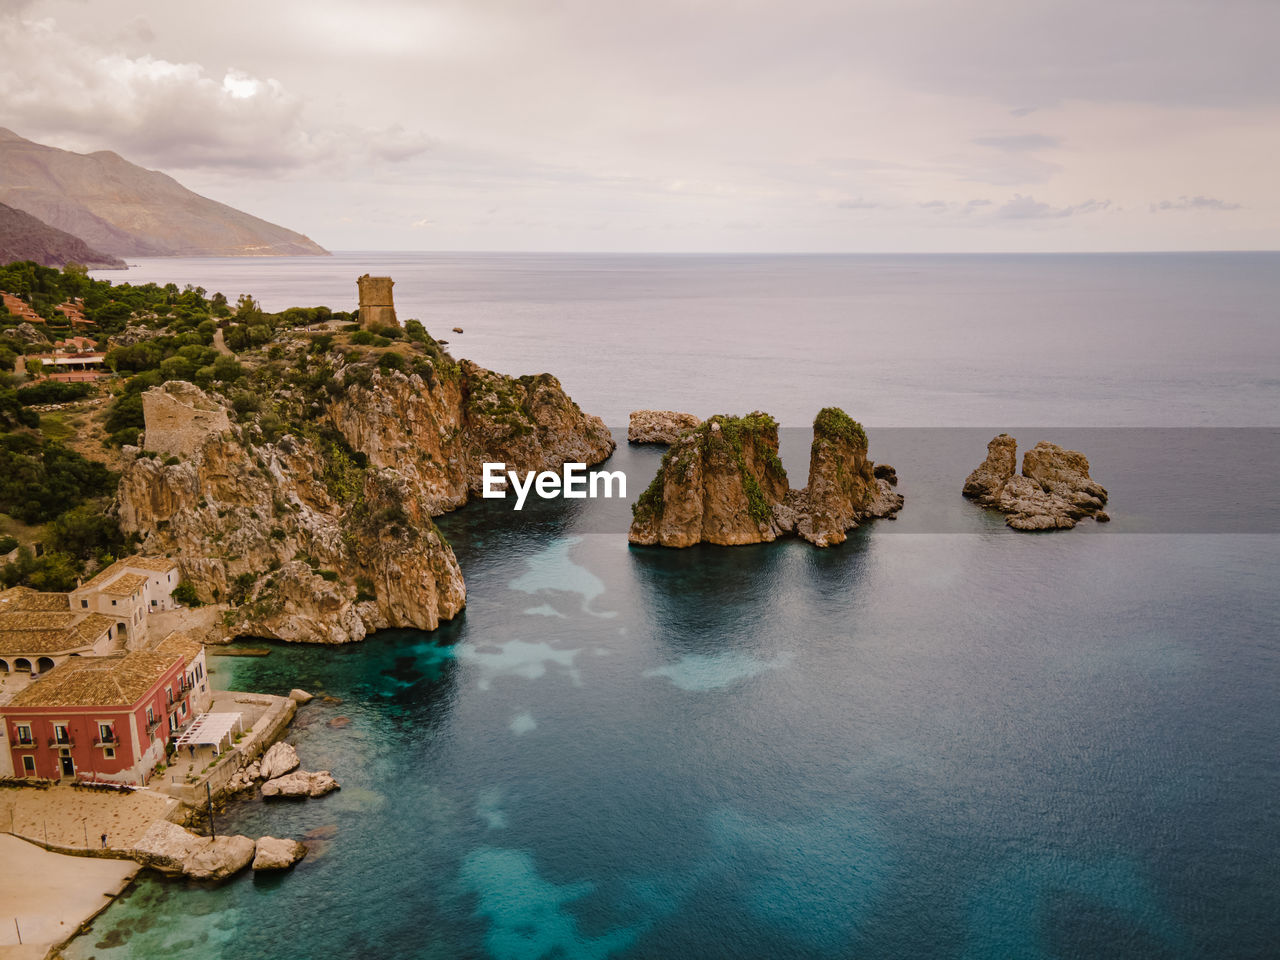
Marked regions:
[171,581,202,607]
[16,381,93,405]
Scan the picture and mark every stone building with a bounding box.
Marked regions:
[357,274,397,330]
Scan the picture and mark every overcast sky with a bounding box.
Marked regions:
[2,0,1277,252]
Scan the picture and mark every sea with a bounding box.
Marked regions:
[68,252,1279,959]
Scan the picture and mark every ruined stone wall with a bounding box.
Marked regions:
[357,274,397,330]
[141,381,232,458]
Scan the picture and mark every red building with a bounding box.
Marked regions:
[1,651,192,784]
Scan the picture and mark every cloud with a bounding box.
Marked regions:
[972,134,1061,152]
[995,194,1111,219]
[1149,195,1242,212]
[836,197,880,210]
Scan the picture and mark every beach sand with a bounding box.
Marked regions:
[0,834,138,953]
[0,785,176,852]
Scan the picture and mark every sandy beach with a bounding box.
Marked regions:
[0,785,177,852]
[0,834,138,954]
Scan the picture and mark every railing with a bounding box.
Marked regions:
[94,734,119,747]
[146,719,160,735]
[48,737,75,748]
[14,736,35,747]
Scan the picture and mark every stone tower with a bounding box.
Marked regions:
[357,274,397,330]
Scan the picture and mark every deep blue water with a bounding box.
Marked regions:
[70,254,1280,959]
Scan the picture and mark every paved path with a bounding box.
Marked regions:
[0,834,137,951]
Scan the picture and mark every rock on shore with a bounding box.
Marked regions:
[628,409,701,444]
[963,434,1109,530]
[629,407,901,548]
[262,769,340,799]
[252,836,307,870]
[258,741,300,780]
[132,821,256,881]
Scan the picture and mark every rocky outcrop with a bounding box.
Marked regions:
[288,689,314,703]
[252,836,307,870]
[262,769,340,799]
[962,433,1018,504]
[628,409,701,444]
[258,741,300,780]
[791,407,903,547]
[141,381,232,458]
[8,321,50,345]
[132,821,256,881]
[629,413,790,547]
[963,435,1109,530]
[116,348,612,643]
[629,408,900,548]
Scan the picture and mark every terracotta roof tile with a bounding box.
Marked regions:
[8,652,178,708]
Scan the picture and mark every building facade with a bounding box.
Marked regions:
[1,651,192,784]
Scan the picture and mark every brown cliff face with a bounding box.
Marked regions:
[629,413,789,547]
[962,435,1109,530]
[117,354,613,642]
[629,407,901,549]
[328,360,616,512]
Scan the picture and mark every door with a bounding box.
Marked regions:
[60,755,75,777]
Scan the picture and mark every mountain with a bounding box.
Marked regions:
[0,200,126,268]
[0,128,328,258]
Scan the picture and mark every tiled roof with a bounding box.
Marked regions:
[0,586,71,611]
[0,612,113,656]
[79,556,178,591]
[100,573,148,598]
[153,631,203,667]
[8,652,178,708]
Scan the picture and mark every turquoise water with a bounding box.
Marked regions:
[68,254,1280,958]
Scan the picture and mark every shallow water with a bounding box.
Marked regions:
[69,254,1280,959]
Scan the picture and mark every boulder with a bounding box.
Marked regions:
[252,836,307,870]
[288,688,314,704]
[11,322,50,345]
[131,820,255,881]
[262,769,341,799]
[184,834,257,881]
[628,409,702,445]
[259,741,300,780]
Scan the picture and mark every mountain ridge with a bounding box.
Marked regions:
[0,200,126,268]
[0,128,329,258]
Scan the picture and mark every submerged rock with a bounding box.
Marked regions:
[963,435,1109,530]
[628,409,702,445]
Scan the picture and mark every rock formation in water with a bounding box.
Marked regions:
[133,821,257,881]
[115,346,614,643]
[789,407,904,547]
[252,837,307,870]
[628,409,702,444]
[629,412,790,546]
[629,407,901,548]
[962,434,1109,529]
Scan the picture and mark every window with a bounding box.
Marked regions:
[98,723,114,742]
[54,724,69,744]
[80,599,88,609]
[22,755,35,774]
[151,599,157,607]
[146,706,154,724]
[104,747,115,759]
[15,724,33,745]
[111,599,116,606]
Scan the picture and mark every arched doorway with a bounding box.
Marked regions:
[36,656,55,673]
[15,658,31,673]
[0,658,9,673]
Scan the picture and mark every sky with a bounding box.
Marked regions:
[1,0,1277,252]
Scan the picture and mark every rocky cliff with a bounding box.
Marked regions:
[962,434,1109,530]
[629,407,901,548]
[628,409,701,444]
[116,351,614,643]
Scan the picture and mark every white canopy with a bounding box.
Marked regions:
[173,712,243,750]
